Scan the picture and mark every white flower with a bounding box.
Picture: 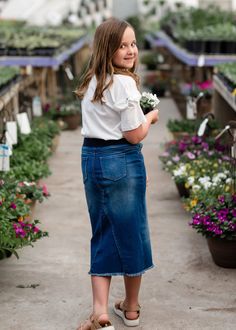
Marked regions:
[202,181,212,190]
[198,176,211,184]
[140,92,160,109]
[187,176,195,185]
[192,185,201,191]
[173,164,186,177]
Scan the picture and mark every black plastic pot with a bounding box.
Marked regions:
[31,47,58,57]
[207,237,236,268]
[220,41,236,54]
[175,181,190,198]
[206,40,222,54]
[0,250,12,260]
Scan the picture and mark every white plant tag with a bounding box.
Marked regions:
[16,112,31,135]
[231,145,236,159]
[6,121,17,145]
[197,118,209,136]
[186,98,197,120]
[5,133,13,156]
[197,55,205,67]
[26,65,33,75]
[0,144,10,171]
[32,96,42,117]
[65,67,74,80]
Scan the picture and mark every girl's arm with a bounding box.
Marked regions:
[123,110,159,144]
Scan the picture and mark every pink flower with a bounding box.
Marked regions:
[33,227,40,233]
[41,184,49,197]
[10,203,17,209]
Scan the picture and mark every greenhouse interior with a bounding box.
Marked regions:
[0,0,236,329]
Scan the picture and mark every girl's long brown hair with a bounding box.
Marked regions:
[75,18,139,102]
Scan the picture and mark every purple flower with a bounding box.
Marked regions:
[218,195,225,204]
[232,209,236,218]
[13,224,26,238]
[10,203,17,209]
[172,155,180,162]
[232,194,236,203]
[217,209,229,221]
[178,142,188,152]
[222,155,230,161]
[43,103,50,112]
[186,152,195,160]
[215,142,226,152]
[201,142,209,150]
[191,136,202,144]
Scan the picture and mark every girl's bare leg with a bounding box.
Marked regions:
[91,275,112,321]
[123,275,142,319]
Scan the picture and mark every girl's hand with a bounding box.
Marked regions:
[146,109,159,124]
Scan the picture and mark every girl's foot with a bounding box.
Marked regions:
[77,313,114,330]
[113,301,140,327]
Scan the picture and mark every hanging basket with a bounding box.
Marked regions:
[207,237,236,268]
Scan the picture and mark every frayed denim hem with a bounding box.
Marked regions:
[88,264,155,277]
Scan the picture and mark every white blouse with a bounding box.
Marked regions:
[81,74,146,140]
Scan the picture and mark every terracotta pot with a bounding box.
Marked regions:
[62,114,81,130]
[207,237,236,268]
[171,132,190,140]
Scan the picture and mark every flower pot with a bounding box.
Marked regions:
[61,113,81,130]
[171,132,190,140]
[221,41,236,54]
[175,181,190,198]
[0,250,12,260]
[207,237,236,268]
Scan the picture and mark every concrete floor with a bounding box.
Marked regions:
[0,97,236,330]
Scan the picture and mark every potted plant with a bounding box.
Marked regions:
[0,179,48,259]
[167,118,199,139]
[44,101,81,130]
[141,52,160,70]
[189,193,236,268]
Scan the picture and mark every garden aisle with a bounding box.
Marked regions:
[0,99,236,329]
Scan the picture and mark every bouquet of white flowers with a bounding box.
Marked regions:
[140,92,160,114]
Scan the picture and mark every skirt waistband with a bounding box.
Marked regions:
[83,138,132,147]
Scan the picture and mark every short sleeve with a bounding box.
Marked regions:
[104,75,147,131]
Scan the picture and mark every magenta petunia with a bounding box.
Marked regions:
[10,203,17,209]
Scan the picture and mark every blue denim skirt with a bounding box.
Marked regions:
[81,143,154,276]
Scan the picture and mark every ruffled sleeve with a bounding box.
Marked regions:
[104,75,147,131]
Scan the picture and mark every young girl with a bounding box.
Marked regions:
[76,17,159,330]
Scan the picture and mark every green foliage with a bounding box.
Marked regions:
[216,63,236,85]
[0,20,86,54]
[160,5,236,43]
[43,100,81,118]
[0,67,20,88]
[0,117,55,259]
[167,119,200,133]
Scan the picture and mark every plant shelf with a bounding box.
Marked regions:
[149,31,236,67]
[0,35,88,69]
[213,75,236,112]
